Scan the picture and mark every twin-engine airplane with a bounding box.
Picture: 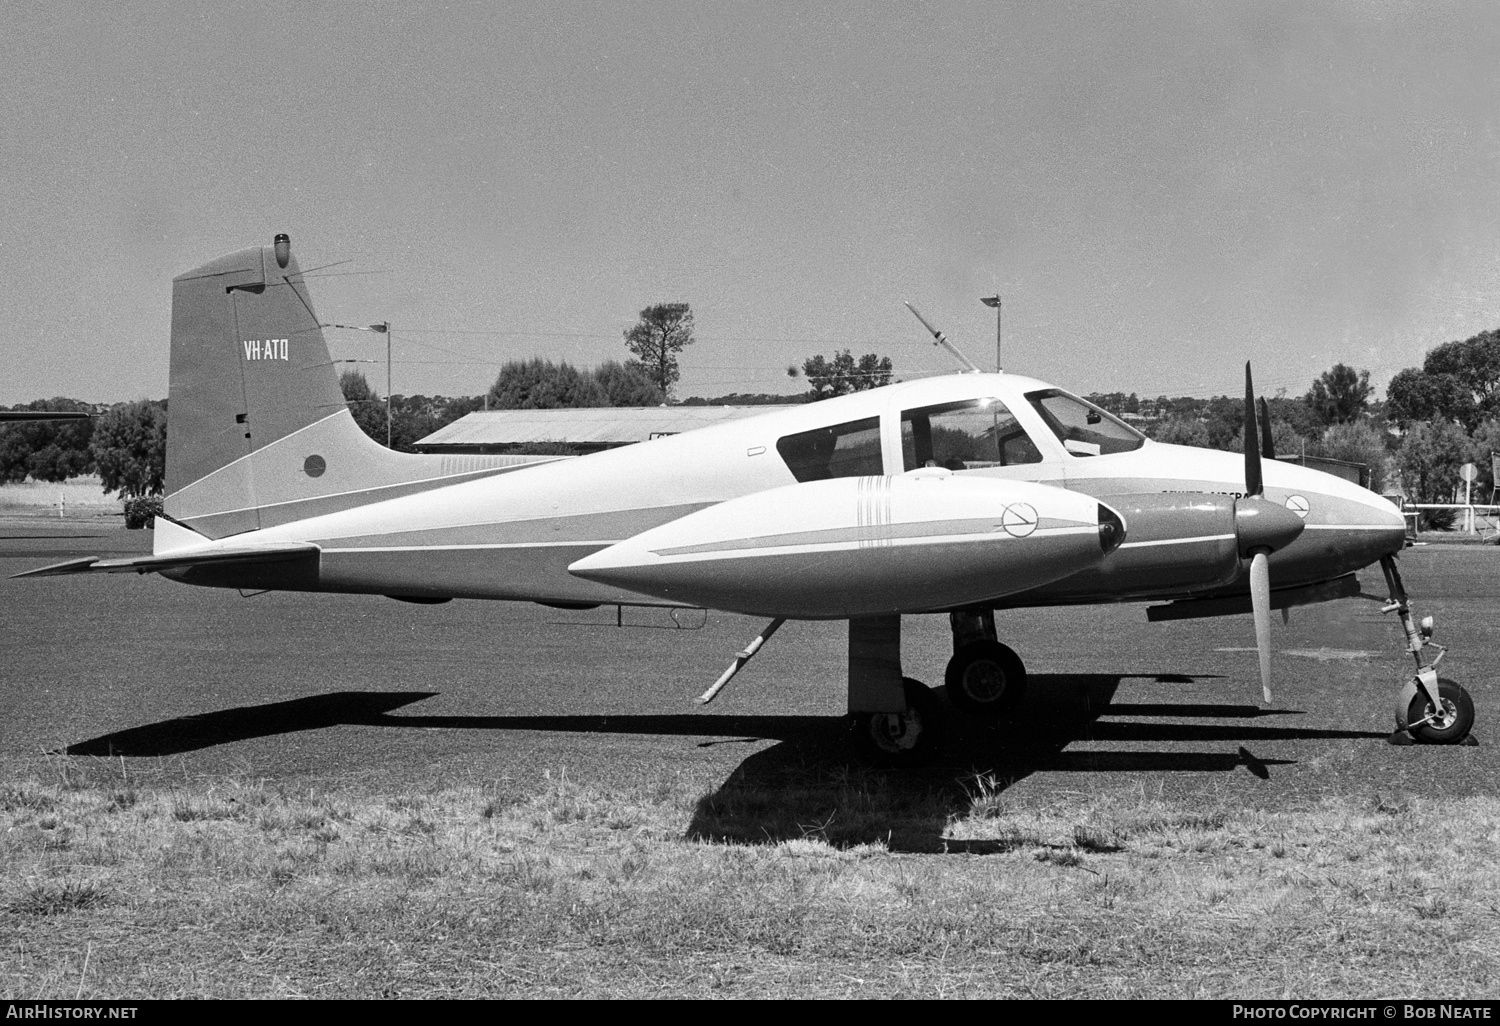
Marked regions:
[18,235,1475,763]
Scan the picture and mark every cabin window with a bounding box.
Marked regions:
[1025,389,1146,456]
[776,417,883,482]
[900,399,1042,472]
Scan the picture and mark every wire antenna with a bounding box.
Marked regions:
[903,302,983,374]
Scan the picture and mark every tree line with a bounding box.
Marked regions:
[13,294,1499,514]
[1087,328,1500,506]
[0,398,166,497]
[1085,367,1390,493]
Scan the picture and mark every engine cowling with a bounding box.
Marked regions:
[568,473,1124,618]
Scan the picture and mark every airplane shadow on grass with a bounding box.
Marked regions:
[66,672,1388,853]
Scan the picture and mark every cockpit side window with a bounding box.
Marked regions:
[900,399,1042,472]
[1024,389,1146,456]
[776,417,883,482]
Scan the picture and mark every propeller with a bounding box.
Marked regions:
[1258,396,1275,460]
[1259,395,1293,626]
[1250,547,1272,704]
[1237,364,1306,705]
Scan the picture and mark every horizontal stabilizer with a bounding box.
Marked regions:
[1145,573,1362,622]
[12,541,319,579]
[12,557,103,578]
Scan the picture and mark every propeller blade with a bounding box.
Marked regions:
[1244,363,1263,498]
[1250,549,1273,705]
[1258,396,1275,460]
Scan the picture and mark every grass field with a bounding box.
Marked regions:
[4,528,1498,998]
[3,754,1497,999]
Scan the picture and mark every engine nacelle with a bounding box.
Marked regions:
[568,473,1124,618]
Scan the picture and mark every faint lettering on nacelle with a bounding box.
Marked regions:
[242,339,289,361]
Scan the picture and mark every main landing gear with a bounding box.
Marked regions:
[844,608,1027,767]
[701,613,959,766]
[845,615,945,767]
[848,676,944,767]
[1380,555,1476,745]
[944,608,1027,720]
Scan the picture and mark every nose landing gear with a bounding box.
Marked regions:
[1380,555,1476,745]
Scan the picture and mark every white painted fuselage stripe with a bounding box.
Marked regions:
[1118,534,1235,549]
[1301,524,1405,532]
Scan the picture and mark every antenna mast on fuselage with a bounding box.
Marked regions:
[903,302,984,374]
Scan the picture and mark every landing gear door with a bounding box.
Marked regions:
[898,398,1059,484]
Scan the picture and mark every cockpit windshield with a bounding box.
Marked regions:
[1024,389,1146,457]
[901,398,1042,471]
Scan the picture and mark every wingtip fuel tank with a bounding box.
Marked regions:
[569,473,1124,618]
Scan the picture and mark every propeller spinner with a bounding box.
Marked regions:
[1236,363,1306,704]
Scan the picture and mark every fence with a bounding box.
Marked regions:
[1401,502,1500,538]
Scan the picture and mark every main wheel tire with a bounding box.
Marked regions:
[849,677,945,768]
[944,640,1027,719]
[1408,678,1475,744]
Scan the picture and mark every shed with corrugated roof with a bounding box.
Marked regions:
[413,406,800,454]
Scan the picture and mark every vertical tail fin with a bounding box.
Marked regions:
[164,235,549,539]
[166,236,343,505]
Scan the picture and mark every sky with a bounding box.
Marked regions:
[3,1,1499,405]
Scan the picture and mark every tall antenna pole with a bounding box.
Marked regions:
[980,294,1001,372]
[385,322,392,448]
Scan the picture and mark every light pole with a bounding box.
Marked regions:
[375,321,391,448]
[980,294,1001,372]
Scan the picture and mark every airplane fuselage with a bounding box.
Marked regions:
[163,373,1406,615]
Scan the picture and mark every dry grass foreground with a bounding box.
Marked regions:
[2,755,1498,999]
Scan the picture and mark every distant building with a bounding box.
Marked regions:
[1277,454,1370,489]
[413,406,800,455]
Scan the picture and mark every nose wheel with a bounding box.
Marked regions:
[1400,676,1475,745]
[1381,556,1476,745]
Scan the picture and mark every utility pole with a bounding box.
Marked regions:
[980,294,1001,372]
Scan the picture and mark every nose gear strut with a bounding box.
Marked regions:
[1379,554,1476,745]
